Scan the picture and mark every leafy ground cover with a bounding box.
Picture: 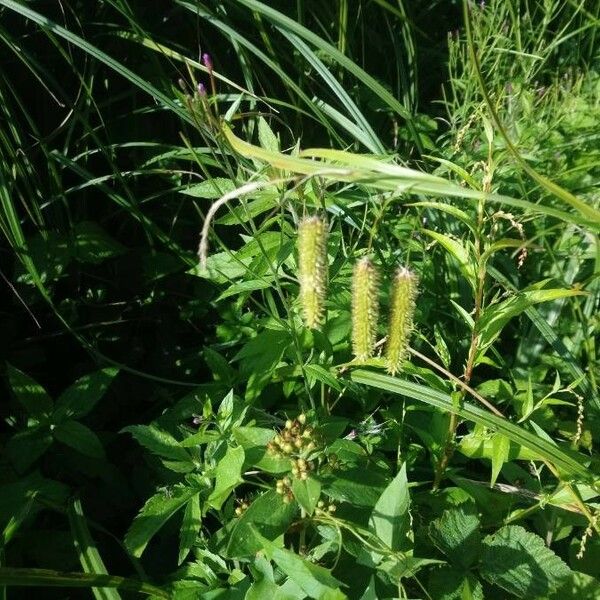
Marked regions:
[0,1,599,598]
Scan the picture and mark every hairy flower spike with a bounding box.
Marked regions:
[386,267,418,375]
[352,257,380,361]
[297,216,328,329]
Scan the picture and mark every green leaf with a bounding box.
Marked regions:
[428,567,483,600]
[477,289,586,351]
[258,117,280,153]
[180,178,237,199]
[54,368,119,420]
[304,364,342,392]
[428,503,481,569]
[208,445,245,509]
[178,494,201,566]
[72,222,126,264]
[0,568,168,598]
[369,463,410,552]
[351,370,593,482]
[322,467,388,507]
[291,477,321,516]
[253,529,346,600]
[423,229,476,288]
[7,364,52,419]
[6,427,53,472]
[121,424,191,462]
[490,433,511,487]
[54,420,105,459]
[67,498,121,600]
[480,525,571,597]
[125,485,198,558]
[225,491,297,558]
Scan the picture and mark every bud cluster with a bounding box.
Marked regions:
[234,499,250,517]
[315,500,337,515]
[266,414,317,458]
[275,477,294,504]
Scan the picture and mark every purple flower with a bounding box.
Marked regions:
[202,53,213,70]
[197,82,207,96]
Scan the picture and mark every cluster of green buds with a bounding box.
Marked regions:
[266,414,317,457]
[315,500,336,515]
[234,499,250,517]
[291,457,313,480]
[275,477,294,504]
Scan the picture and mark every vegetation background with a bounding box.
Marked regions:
[0,0,598,598]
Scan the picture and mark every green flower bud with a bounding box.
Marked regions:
[352,257,380,361]
[386,267,418,375]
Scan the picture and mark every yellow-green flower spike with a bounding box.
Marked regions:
[352,257,380,361]
[297,216,328,329]
[386,267,418,375]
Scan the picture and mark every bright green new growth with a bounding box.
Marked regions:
[352,257,380,361]
[386,267,418,374]
[297,216,328,329]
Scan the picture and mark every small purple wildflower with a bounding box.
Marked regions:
[197,82,207,96]
[202,53,213,70]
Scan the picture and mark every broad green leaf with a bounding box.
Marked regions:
[179,178,237,199]
[428,503,481,569]
[67,498,120,600]
[54,368,119,420]
[53,420,105,459]
[225,491,297,558]
[480,525,571,597]
[121,424,191,463]
[351,370,593,482]
[178,494,201,566]
[72,222,126,264]
[208,445,245,509]
[490,433,511,487]
[253,529,346,600]
[6,428,53,473]
[477,289,586,351]
[291,477,321,516]
[217,279,274,301]
[369,463,410,552]
[125,485,198,557]
[428,567,483,600]
[7,364,52,419]
[321,467,388,507]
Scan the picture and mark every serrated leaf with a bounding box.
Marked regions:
[428,566,483,600]
[369,463,410,552]
[121,424,191,463]
[54,420,105,459]
[428,503,481,569]
[291,477,321,516]
[178,494,201,566]
[125,486,198,557]
[208,445,245,509]
[7,364,52,419]
[54,368,119,421]
[480,525,571,597]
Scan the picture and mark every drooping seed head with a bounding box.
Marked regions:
[386,267,418,375]
[352,257,380,361]
[297,216,328,329]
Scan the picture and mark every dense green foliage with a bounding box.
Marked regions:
[1,1,599,598]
